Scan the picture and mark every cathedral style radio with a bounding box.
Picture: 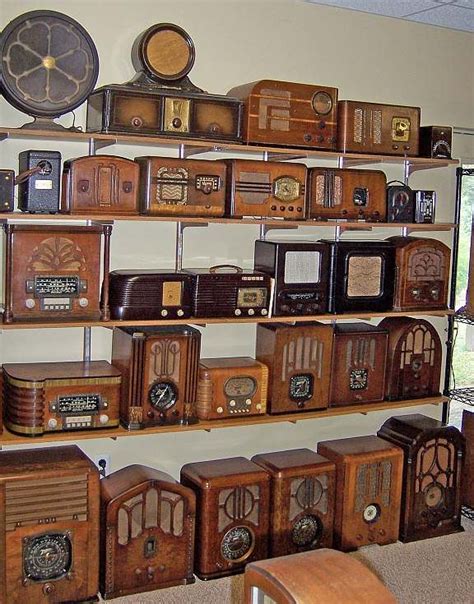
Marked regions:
[135,156,226,217]
[0,445,100,604]
[378,317,442,401]
[0,170,15,212]
[100,464,196,599]
[256,322,333,414]
[61,155,140,215]
[17,150,62,213]
[180,457,270,580]
[389,236,450,311]
[2,223,112,323]
[111,326,201,429]
[317,436,403,552]
[307,167,387,222]
[419,126,452,159]
[225,159,307,220]
[337,101,420,156]
[196,357,268,420]
[251,449,335,558]
[254,240,330,316]
[378,414,465,542]
[386,181,415,223]
[461,410,474,507]
[3,361,121,436]
[227,80,338,150]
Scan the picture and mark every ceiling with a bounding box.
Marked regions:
[304,0,474,32]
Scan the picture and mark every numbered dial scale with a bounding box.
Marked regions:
[23,533,72,581]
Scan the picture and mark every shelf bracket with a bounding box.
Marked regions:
[0,133,9,142]
[339,157,381,169]
[288,419,298,424]
[259,223,298,240]
[89,137,116,155]
[182,144,224,158]
[266,152,306,162]
[175,221,209,271]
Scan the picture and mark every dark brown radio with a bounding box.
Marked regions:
[419,126,452,159]
[317,436,403,552]
[111,325,201,429]
[461,410,474,507]
[224,159,306,220]
[330,323,388,407]
[378,414,465,542]
[135,156,226,217]
[180,457,270,580]
[17,150,62,213]
[386,181,415,223]
[378,317,442,401]
[389,236,450,311]
[0,169,15,212]
[307,167,386,222]
[252,449,335,558]
[2,224,112,323]
[0,445,100,604]
[338,101,420,156]
[227,80,338,150]
[255,322,333,414]
[61,155,139,215]
[100,464,196,599]
[3,361,121,437]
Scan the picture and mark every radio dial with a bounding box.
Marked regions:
[25,298,36,309]
[99,414,109,425]
[47,418,58,429]
[172,117,182,129]
[131,116,143,128]
[79,297,88,308]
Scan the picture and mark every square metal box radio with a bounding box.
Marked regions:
[17,149,62,213]
[419,126,452,159]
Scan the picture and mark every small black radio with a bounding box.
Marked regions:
[17,150,61,213]
[413,190,436,224]
[386,181,414,223]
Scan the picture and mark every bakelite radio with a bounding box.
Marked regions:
[0,445,100,604]
[180,457,270,580]
[227,79,338,150]
[378,414,465,542]
[317,436,403,552]
[111,326,201,429]
[254,239,330,316]
[255,322,333,414]
[3,361,121,436]
[419,126,452,159]
[196,357,268,420]
[100,464,196,599]
[17,150,62,213]
[0,169,15,212]
[252,449,335,558]
[386,181,415,223]
[461,410,474,507]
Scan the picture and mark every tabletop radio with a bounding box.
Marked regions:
[419,126,452,159]
[414,190,436,224]
[17,150,61,213]
[386,181,415,223]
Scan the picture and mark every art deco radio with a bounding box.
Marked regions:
[227,80,338,150]
[196,357,268,420]
[135,156,226,217]
[419,126,452,159]
[330,323,388,407]
[461,410,474,507]
[100,464,196,599]
[307,167,387,222]
[17,150,62,213]
[389,236,451,311]
[254,239,330,316]
[3,361,121,436]
[378,317,442,401]
[0,445,100,604]
[111,326,200,429]
[0,170,15,212]
[317,436,403,551]
[413,190,436,224]
[225,159,307,220]
[386,181,415,223]
[180,457,270,580]
[337,100,420,156]
[378,414,465,542]
[255,322,333,414]
[61,155,140,215]
[251,449,335,558]
[2,223,112,323]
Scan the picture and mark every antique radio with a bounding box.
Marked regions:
[329,323,388,407]
[324,240,395,313]
[379,317,442,401]
[317,436,403,551]
[2,223,112,323]
[3,360,121,436]
[386,181,415,223]
[378,414,465,542]
[0,445,100,603]
[461,410,474,507]
[196,357,268,420]
[111,325,200,429]
[61,155,139,215]
[466,220,474,315]
[255,322,333,414]
[87,23,242,142]
[135,156,226,217]
[100,464,196,599]
[0,169,15,212]
[254,240,330,316]
[225,159,306,220]
[419,126,452,159]
[183,266,271,318]
[389,236,450,311]
[227,80,338,150]
[307,167,387,222]
[251,449,335,557]
[17,150,61,213]
[180,457,270,579]
[337,101,420,156]
[108,270,194,320]
[414,190,436,224]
